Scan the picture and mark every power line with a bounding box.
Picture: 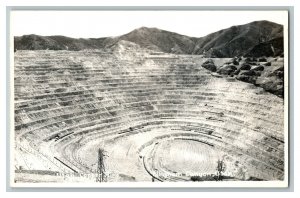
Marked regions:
[96,148,106,182]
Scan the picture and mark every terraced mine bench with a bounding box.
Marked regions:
[14,49,284,182]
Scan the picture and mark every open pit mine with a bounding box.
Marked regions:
[13,21,286,184]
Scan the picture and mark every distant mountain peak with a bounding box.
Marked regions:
[134,26,160,31]
[127,26,162,35]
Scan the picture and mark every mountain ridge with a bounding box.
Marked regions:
[14,20,284,58]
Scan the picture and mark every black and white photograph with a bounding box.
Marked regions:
[9,10,289,187]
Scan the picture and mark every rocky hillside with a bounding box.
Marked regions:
[119,27,197,54]
[14,34,115,51]
[14,20,283,58]
[194,20,283,57]
[202,56,285,97]
[244,37,284,57]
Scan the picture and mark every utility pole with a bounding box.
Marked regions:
[96,148,106,182]
[216,158,226,181]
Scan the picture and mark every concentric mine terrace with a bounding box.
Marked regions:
[14,45,284,183]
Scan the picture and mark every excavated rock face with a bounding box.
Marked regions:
[236,75,257,84]
[251,65,265,71]
[245,57,258,63]
[225,58,240,66]
[256,63,284,96]
[201,56,284,98]
[240,57,283,97]
[201,59,217,72]
[264,62,272,66]
[259,57,268,62]
[240,63,251,70]
[239,70,260,76]
[256,77,284,97]
[232,59,240,65]
[217,65,237,75]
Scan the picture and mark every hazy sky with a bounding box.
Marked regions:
[11,11,288,38]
